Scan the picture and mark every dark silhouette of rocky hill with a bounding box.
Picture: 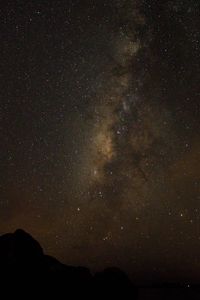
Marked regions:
[0,229,137,298]
[1,229,200,299]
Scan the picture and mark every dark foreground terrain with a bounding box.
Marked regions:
[0,229,200,299]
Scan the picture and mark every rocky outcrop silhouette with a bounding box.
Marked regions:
[0,229,138,298]
[0,229,43,266]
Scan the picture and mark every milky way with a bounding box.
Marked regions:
[1,0,200,283]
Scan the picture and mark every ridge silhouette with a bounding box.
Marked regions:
[1,229,199,299]
[0,229,137,298]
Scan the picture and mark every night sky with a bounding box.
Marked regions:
[1,0,200,283]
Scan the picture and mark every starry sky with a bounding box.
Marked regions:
[1,0,200,283]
